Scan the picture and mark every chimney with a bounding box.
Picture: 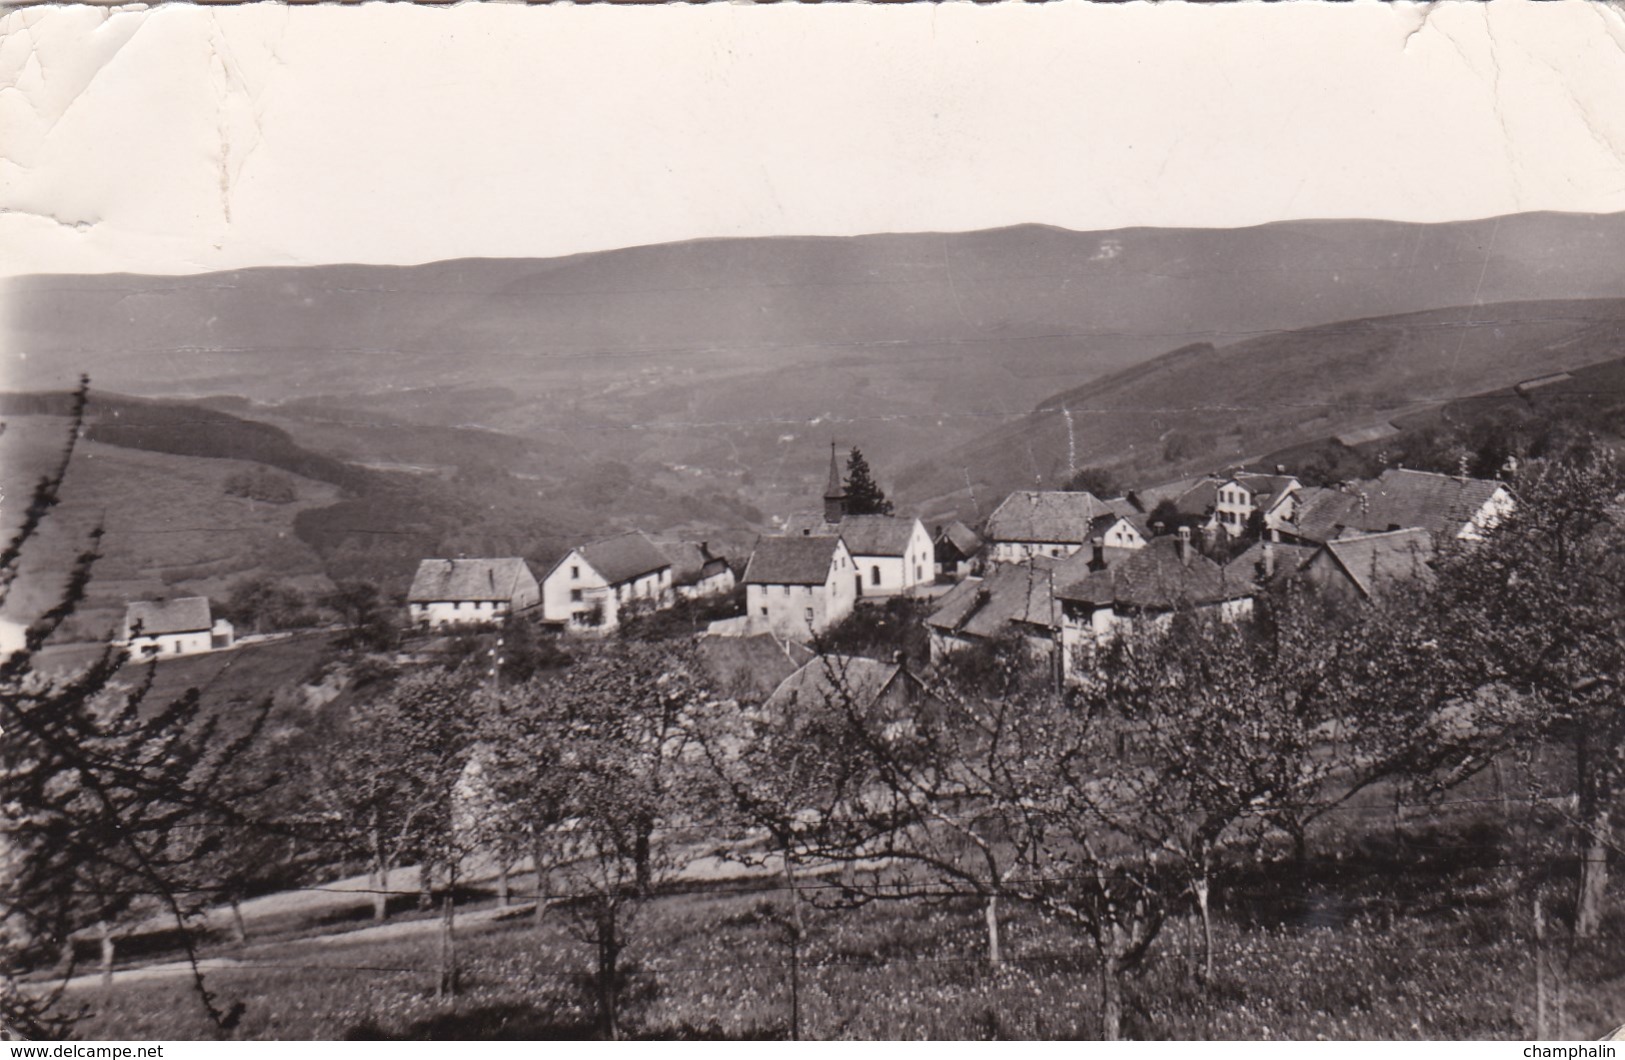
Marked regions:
[1275,464,1287,476]
[1151,520,1166,537]
[1262,540,1275,578]
[1176,526,1192,565]
[1090,535,1106,571]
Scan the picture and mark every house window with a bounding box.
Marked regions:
[454,602,461,611]
[870,566,881,586]
[571,565,579,579]
[570,589,583,602]
[805,608,814,622]
[760,606,768,617]
[784,585,791,596]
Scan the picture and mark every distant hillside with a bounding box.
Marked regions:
[10,212,1625,499]
[901,297,1625,520]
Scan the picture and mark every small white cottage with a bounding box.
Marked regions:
[121,597,233,658]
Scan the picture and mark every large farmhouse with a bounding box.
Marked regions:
[407,557,541,629]
[121,597,234,658]
[1284,469,1513,544]
[542,532,674,632]
[741,534,858,640]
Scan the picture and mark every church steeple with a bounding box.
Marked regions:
[823,440,847,524]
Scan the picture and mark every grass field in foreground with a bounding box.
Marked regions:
[67,855,1625,1042]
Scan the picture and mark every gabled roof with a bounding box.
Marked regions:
[764,654,906,715]
[743,535,844,586]
[1349,468,1508,538]
[985,490,1114,544]
[124,597,212,637]
[935,520,983,557]
[1172,479,1222,517]
[783,511,838,537]
[1056,537,1253,611]
[409,558,536,603]
[1287,487,1365,543]
[1222,540,1317,586]
[658,540,730,588]
[926,556,1062,639]
[1319,528,1435,598]
[1130,476,1212,513]
[1088,511,1148,541]
[837,514,920,557]
[575,532,672,586]
[1222,472,1299,500]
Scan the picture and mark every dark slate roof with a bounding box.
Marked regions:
[1321,529,1435,598]
[783,511,838,537]
[124,597,212,637]
[698,634,816,699]
[1222,540,1317,586]
[1287,487,1365,543]
[408,558,536,603]
[743,535,843,586]
[985,490,1113,544]
[1056,537,1253,611]
[1348,469,1507,538]
[1172,479,1222,517]
[658,540,730,587]
[935,520,983,556]
[764,654,903,714]
[926,557,1062,638]
[1129,476,1212,513]
[837,515,919,557]
[577,532,672,586]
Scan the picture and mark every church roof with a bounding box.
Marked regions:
[837,515,919,557]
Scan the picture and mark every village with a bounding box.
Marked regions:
[116,440,1517,692]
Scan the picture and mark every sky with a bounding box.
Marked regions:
[2,0,1625,278]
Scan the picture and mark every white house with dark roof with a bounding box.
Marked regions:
[407,557,541,630]
[120,597,234,657]
[742,535,857,639]
[657,540,736,602]
[984,490,1140,564]
[1282,469,1514,545]
[542,531,674,631]
[1212,471,1302,537]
